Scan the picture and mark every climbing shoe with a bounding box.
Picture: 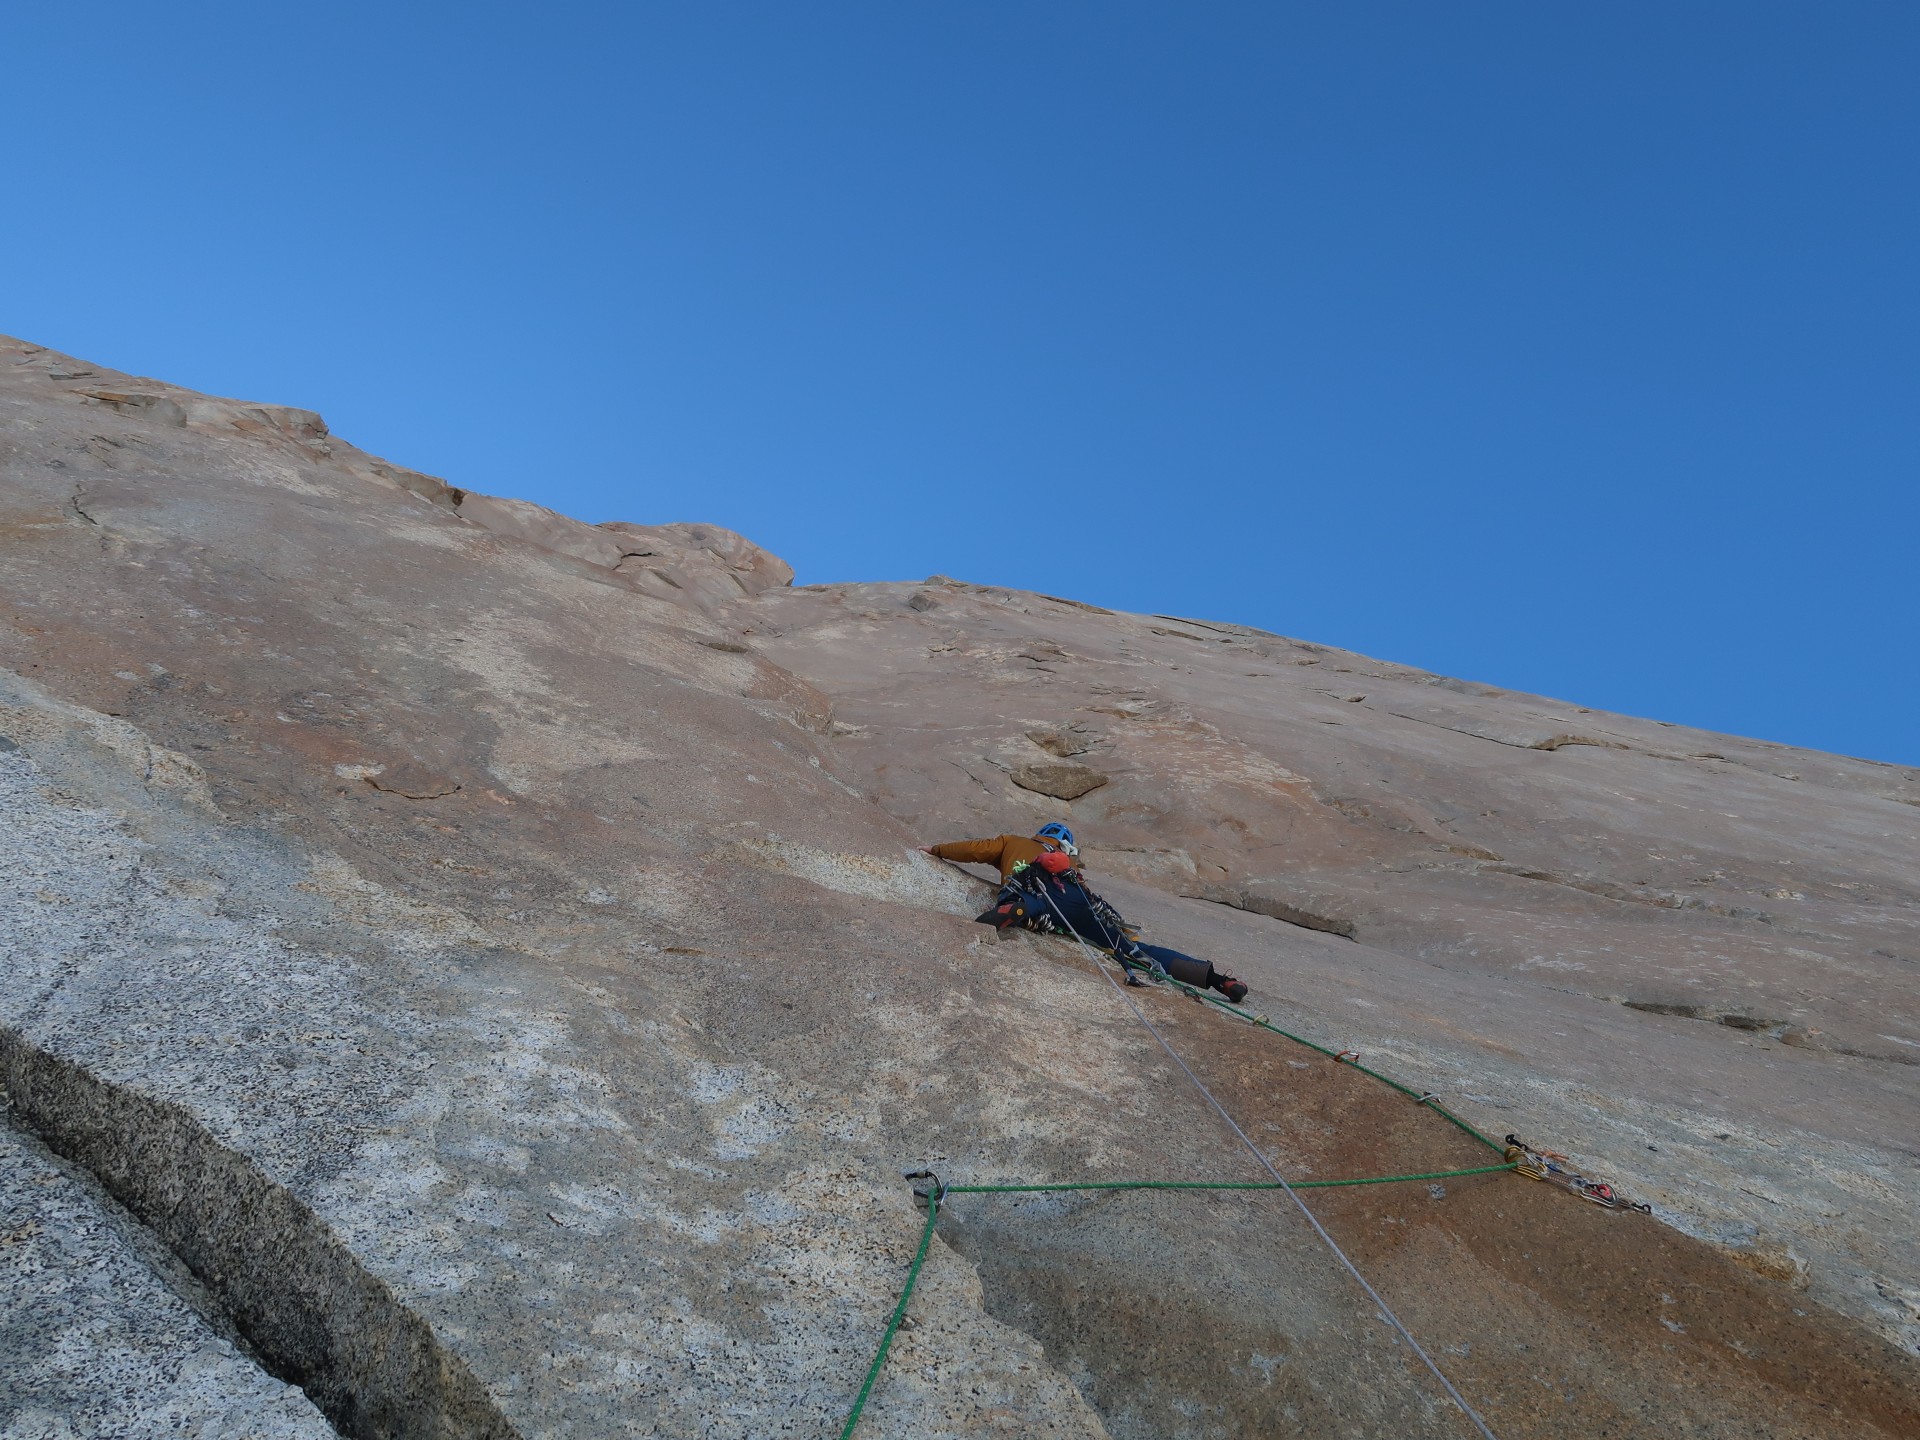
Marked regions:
[1211,972,1249,1004]
[976,894,1039,929]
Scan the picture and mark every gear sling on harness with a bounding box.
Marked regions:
[976,867,1219,990]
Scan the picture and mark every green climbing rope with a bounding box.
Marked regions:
[1149,970,1509,1152]
[838,1186,942,1440]
[836,1161,1515,1435]
[947,1163,1516,1196]
[838,909,1523,1437]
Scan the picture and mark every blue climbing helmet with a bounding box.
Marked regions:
[1034,822,1078,856]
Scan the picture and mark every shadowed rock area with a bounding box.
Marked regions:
[2,336,1916,1438]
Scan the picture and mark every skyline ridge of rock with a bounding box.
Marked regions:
[3,334,1917,1439]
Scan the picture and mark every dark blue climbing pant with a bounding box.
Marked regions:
[1132,942,1213,989]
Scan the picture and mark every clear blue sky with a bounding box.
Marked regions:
[6,4,1916,764]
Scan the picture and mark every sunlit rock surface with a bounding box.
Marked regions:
[2,336,1916,1438]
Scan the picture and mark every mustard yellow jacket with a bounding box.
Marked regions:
[928,834,1071,883]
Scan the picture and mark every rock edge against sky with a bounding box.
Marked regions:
[3,336,1917,1438]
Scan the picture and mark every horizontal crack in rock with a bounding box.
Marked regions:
[1377,705,1628,753]
[1615,1003,1919,1066]
[364,776,462,800]
[1185,887,1358,940]
[1478,863,1701,911]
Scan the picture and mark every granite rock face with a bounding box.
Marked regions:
[0,1118,337,1440]
[2,336,1917,1440]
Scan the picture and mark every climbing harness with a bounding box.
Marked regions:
[994,869,1179,987]
[1504,1135,1650,1213]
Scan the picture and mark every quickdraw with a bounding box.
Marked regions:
[1504,1134,1650,1213]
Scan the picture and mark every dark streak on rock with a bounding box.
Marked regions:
[0,1028,520,1440]
[364,777,462,801]
[1185,888,1358,941]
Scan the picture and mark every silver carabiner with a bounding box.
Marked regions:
[902,1168,947,1205]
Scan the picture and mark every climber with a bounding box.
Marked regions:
[918,823,1250,1003]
